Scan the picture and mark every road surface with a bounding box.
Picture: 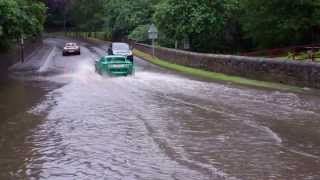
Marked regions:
[1,37,320,180]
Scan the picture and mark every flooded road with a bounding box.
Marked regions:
[1,37,320,180]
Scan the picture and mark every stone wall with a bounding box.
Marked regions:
[134,43,320,88]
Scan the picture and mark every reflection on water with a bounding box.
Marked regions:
[1,38,320,180]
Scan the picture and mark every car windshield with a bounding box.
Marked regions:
[107,57,126,62]
[66,43,76,47]
[112,43,129,51]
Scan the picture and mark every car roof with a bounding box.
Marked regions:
[111,43,129,49]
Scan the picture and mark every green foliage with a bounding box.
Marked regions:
[128,25,149,42]
[66,0,155,39]
[241,0,320,48]
[103,0,158,40]
[45,0,320,53]
[286,50,320,62]
[153,0,241,52]
[69,0,106,32]
[0,0,46,49]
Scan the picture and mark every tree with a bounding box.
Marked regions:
[240,0,320,48]
[68,0,106,32]
[0,0,46,49]
[45,0,159,40]
[42,0,320,52]
[45,0,67,29]
[104,0,158,40]
[153,0,240,52]
[128,25,149,42]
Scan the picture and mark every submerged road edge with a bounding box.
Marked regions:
[134,49,303,93]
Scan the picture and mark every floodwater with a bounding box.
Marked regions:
[1,37,320,180]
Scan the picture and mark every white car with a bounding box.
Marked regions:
[108,43,133,62]
[63,43,81,56]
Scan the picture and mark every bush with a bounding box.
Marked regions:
[0,0,46,50]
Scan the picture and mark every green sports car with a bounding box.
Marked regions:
[95,55,134,76]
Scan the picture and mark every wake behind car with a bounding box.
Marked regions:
[63,43,81,56]
[108,43,133,62]
[95,55,134,76]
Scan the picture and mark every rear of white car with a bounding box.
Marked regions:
[109,43,133,62]
[63,43,81,56]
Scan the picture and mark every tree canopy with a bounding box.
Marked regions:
[102,0,157,40]
[18,0,320,52]
[240,0,320,48]
[0,0,46,49]
[154,0,240,52]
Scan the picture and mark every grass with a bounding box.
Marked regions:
[285,51,320,62]
[134,49,303,92]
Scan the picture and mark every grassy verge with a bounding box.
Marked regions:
[134,49,303,92]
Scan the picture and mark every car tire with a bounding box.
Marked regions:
[96,68,101,75]
[127,56,134,63]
